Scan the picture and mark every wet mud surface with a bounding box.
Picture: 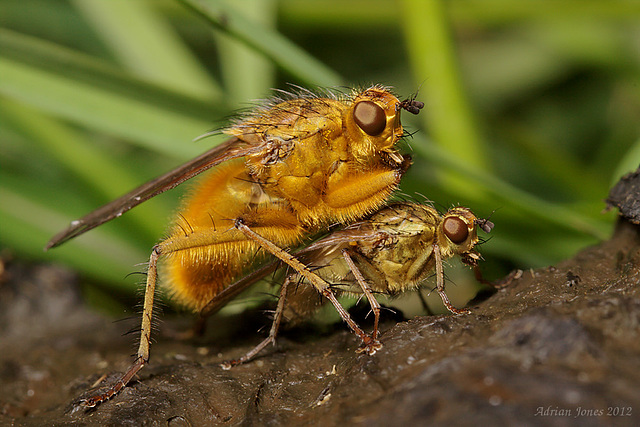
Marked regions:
[1,220,640,426]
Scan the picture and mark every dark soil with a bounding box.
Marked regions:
[1,219,639,426]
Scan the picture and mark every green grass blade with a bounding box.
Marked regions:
[400,0,487,172]
[72,0,222,100]
[0,98,170,243]
[215,0,277,105]
[0,29,227,159]
[411,135,611,240]
[177,0,343,87]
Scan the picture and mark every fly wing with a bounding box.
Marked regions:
[300,222,380,253]
[45,136,260,250]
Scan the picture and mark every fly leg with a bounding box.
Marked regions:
[77,222,282,407]
[340,248,383,348]
[433,243,471,315]
[220,273,292,369]
[235,219,382,355]
[78,245,162,408]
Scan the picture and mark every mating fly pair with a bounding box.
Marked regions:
[46,85,489,407]
[218,201,494,368]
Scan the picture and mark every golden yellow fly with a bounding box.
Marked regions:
[46,86,423,406]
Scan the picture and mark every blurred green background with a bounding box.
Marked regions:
[1,0,638,312]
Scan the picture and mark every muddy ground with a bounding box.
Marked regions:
[1,217,639,426]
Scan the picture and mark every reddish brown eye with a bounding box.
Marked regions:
[353,101,386,136]
[443,217,468,244]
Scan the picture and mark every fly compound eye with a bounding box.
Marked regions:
[353,101,387,136]
[443,216,469,244]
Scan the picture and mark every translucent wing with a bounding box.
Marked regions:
[299,222,382,253]
[45,136,261,250]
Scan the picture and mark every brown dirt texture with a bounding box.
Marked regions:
[1,218,639,426]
